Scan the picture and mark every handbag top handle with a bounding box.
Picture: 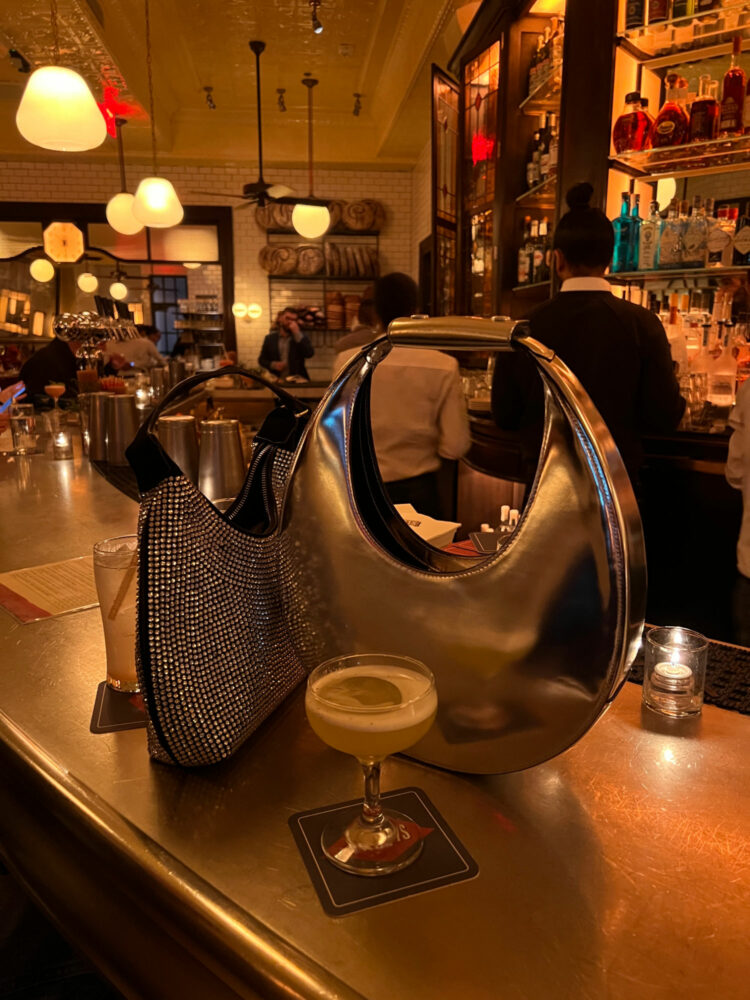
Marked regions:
[126,365,309,495]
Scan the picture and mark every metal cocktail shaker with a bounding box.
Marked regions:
[106,394,139,466]
[158,414,199,483]
[167,358,187,389]
[150,366,167,403]
[198,419,245,501]
[88,392,114,462]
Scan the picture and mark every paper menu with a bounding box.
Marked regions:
[0,556,98,624]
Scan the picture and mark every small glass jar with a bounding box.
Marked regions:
[642,626,708,718]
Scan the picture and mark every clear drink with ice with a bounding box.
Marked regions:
[93,535,139,692]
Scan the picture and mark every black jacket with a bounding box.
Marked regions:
[19,337,78,405]
[492,291,686,486]
[258,331,314,380]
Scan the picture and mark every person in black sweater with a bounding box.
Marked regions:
[492,182,685,489]
[19,336,81,407]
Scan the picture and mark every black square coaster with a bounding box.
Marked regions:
[90,682,147,734]
[289,787,478,916]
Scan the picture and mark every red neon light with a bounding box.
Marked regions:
[97,86,143,138]
[471,132,495,166]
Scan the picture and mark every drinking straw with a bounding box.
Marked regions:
[108,550,138,620]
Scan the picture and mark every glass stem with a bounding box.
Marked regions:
[359,759,384,826]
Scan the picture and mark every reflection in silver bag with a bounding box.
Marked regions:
[281,316,647,775]
[126,367,309,766]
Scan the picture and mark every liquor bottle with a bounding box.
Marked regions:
[527,219,540,282]
[733,211,750,265]
[724,207,740,265]
[612,92,652,152]
[540,113,553,180]
[743,72,750,134]
[720,36,746,135]
[639,200,662,270]
[518,217,532,285]
[536,217,551,282]
[540,26,552,85]
[658,200,684,269]
[707,206,732,266]
[647,0,669,25]
[690,75,720,142]
[551,17,564,75]
[673,0,695,17]
[696,0,719,14]
[683,196,709,268]
[528,35,543,95]
[629,193,642,270]
[625,0,645,29]
[651,74,690,147]
[549,118,559,176]
[526,129,541,188]
[706,324,737,410]
[612,192,633,273]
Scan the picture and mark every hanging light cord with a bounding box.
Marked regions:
[115,118,128,191]
[144,0,158,175]
[302,77,318,196]
[50,0,60,63]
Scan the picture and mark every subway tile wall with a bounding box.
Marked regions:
[0,159,425,378]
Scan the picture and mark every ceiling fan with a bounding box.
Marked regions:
[190,40,293,209]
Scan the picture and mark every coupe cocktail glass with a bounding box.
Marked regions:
[44,383,66,409]
[305,653,437,877]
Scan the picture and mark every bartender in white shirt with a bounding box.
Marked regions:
[105,325,166,370]
[336,272,470,519]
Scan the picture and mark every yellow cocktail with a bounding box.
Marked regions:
[305,653,437,876]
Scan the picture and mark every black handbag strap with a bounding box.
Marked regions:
[126,366,309,495]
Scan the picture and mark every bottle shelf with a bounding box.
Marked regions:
[609,265,750,284]
[267,274,374,283]
[619,4,750,67]
[518,73,562,116]
[609,132,750,180]
[512,280,551,296]
[515,175,557,208]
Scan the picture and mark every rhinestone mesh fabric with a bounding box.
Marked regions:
[135,449,306,767]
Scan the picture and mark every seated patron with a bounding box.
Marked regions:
[492,183,685,489]
[105,324,166,370]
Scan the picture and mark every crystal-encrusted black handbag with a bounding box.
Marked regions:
[126,367,310,766]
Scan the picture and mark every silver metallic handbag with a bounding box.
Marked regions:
[281,316,646,775]
[126,367,310,766]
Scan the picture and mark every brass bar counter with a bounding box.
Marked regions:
[1,444,750,999]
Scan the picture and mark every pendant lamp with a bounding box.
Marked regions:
[30,258,55,282]
[15,0,106,152]
[291,75,330,240]
[109,279,128,301]
[132,0,184,228]
[77,272,99,293]
[106,119,144,236]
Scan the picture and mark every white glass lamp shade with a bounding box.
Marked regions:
[292,203,331,239]
[16,66,107,152]
[77,272,99,293]
[183,261,201,269]
[29,258,55,282]
[133,177,184,228]
[231,302,248,318]
[109,281,128,301]
[106,192,145,236]
[247,303,263,319]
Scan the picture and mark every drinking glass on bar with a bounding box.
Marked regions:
[305,652,437,876]
[93,535,140,693]
[10,403,37,455]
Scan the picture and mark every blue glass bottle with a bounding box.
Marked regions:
[612,192,633,273]
[628,193,641,270]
